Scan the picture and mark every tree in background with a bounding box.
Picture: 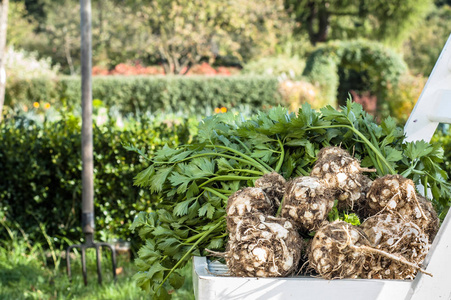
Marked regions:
[12,0,293,74]
[285,0,433,46]
[134,0,293,74]
[0,0,8,122]
[402,4,451,76]
[42,0,80,75]
[7,1,36,47]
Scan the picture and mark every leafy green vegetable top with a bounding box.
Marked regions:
[127,100,450,299]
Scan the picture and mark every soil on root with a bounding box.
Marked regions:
[337,174,373,216]
[311,146,375,211]
[226,215,302,277]
[254,172,287,208]
[281,176,334,233]
[226,187,274,234]
[360,213,430,279]
[417,195,440,242]
[365,175,438,240]
[308,221,369,279]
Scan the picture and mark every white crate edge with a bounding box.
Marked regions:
[192,256,412,300]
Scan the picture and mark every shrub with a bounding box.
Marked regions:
[0,112,191,248]
[242,55,306,78]
[278,80,323,110]
[5,47,60,80]
[303,39,408,113]
[5,75,282,115]
[302,51,339,107]
[385,73,427,124]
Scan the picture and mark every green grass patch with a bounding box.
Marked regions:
[0,236,194,300]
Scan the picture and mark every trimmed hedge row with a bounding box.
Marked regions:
[6,75,282,115]
[0,114,191,248]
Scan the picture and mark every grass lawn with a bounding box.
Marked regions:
[0,238,194,299]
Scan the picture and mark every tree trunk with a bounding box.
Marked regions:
[0,0,9,123]
[306,0,330,46]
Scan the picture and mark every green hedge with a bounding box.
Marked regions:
[6,75,282,115]
[303,39,408,111]
[0,113,191,248]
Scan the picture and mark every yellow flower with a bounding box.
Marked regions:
[44,103,51,110]
[33,102,40,108]
[214,107,221,114]
[220,107,227,113]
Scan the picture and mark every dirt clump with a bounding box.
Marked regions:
[311,146,375,211]
[226,215,302,277]
[226,187,274,235]
[255,172,287,208]
[360,213,430,279]
[281,176,334,233]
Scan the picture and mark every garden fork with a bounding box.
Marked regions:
[66,0,117,286]
[66,229,117,285]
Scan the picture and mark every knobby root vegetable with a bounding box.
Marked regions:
[311,146,375,211]
[360,213,430,279]
[226,215,302,277]
[366,175,439,241]
[226,187,274,234]
[254,172,287,208]
[281,176,334,233]
[417,195,440,241]
[308,221,432,279]
[308,221,369,279]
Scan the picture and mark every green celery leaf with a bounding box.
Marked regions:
[157,209,176,223]
[384,147,403,162]
[198,203,215,219]
[154,145,183,161]
[151,166,174,193]
[405,141,433,161]
[186,182,200,199]
[130,211,148,231]
[157,237,180,255]
[173,198,195,217]
[206,238,224,250]
[137,241,158,260]
[169,272,185,290]
[134,165,155,188]
[153,226,175,236]
[154,286,170,300]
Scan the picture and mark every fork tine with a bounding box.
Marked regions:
[101,243,117,282]
[81,246,88,286]
[66,246,73,282]
[95,245,102,285]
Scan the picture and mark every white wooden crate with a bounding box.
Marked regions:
[193,34,451,300]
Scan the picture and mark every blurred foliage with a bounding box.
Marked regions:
[0,111,191,249]
[278,80,325,110]
[432,126,451,188]
[5,75,282,116]
[303,39,408,115]
[242,55,306,78]
[284,0,433,46]
[130,0,294,74]
[402,5,451,76]
[5,47,59,81]
[385,73,427,124]
[12,0,294,74]
[6,1,37,47]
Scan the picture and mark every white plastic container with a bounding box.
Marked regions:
[193,34,451,300]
